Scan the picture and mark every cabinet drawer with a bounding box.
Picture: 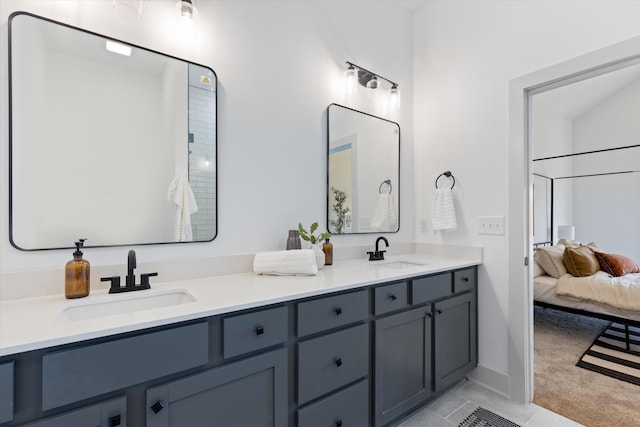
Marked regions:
[298,324,369,404]
[0,361,14,424]
[42,322,208,411]
[146,349,287,427]
[374,282,408,315]
[454,268,476,293]
[297,380,369,427]
[297,290,368,337]
[223,306,288,359]
[412,272,451,304]
[23,396,126,427]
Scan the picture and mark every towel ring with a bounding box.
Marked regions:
[379,179,392,194]
[435,171,455,189]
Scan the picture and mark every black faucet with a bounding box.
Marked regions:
[102,250,158,294]
[126,249,137,287]
[367,236,389,261]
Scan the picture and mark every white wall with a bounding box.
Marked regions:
[531,103,574,243]
[572,78,640,259]
[0,0,414,273]
[413,0,640,396]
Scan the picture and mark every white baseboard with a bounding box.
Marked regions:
[467,364,511,399]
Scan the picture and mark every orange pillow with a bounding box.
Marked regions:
[595,251,640,277]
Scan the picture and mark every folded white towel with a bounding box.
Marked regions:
[253,249,318,276]
[167,174,198,242]
[371,193,398,231]
[431,188,457,231]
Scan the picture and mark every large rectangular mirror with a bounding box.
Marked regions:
[327,104,400,234]
[9,12,217,250]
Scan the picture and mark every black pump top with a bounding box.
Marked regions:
[73,238,87,257]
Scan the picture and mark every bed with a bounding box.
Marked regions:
[533,240,640,347]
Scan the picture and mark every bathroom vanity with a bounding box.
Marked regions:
[0,255,479,427]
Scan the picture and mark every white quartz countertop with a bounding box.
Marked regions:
[0,253,480,356]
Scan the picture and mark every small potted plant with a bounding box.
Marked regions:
[298,222,331,269]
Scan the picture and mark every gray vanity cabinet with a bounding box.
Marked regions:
[374,267,478,427]
[374,307,433,427]
[1,265,477,427]
[145,348,287,427]
[434,291,477,391]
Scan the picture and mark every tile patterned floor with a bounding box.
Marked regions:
[398,379,583,427]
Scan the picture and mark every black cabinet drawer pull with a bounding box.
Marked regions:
[335,306,343,316]
[108,415,121,427]
[462,276,470,282]
[335,357,343,367]
[150,400,165,414]
[426,312,433,318]
[389,294,397,301]
[336,420,343,427]
[256,325,265,335]
[437,309,443,314]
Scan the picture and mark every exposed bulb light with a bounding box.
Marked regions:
[345,64,357,94]
[389,84,400,108]
[177,0,198,19]
[105,40,132,56]
[366,75,378,90]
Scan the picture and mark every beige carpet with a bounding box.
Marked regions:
[533,306,640,427]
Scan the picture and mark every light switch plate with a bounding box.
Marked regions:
[478,216,505,235]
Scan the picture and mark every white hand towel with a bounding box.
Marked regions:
[371,193,398,232]
[167,174,199,242]
[253,249,318,276]
[431,188,457,231]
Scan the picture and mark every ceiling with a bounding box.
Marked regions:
[533,61,640,119]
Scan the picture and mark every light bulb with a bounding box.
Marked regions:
[176,0,198,19]
[345,64,357,94]
[366,75,378,90]
[390,84,400,108]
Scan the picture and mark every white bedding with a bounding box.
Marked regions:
[556,271,640,311]
[534,274,640,322]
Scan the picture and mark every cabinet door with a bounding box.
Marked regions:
[0,361,14,424]
[374,307,433,427]
[146,348,286,427]
[434,291,477,391]
[22,396,126,427]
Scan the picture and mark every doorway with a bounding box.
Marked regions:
[507,36,640,404]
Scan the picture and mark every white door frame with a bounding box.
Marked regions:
[507,35,640,403]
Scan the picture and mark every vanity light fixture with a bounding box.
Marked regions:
[345,61,400,105]
[105,40,132,56]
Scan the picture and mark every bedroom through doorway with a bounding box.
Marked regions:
[526,52,640,425]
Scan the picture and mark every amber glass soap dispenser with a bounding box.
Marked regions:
[65,239,90,299]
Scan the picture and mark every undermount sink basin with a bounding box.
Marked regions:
[373,260,427,270]
[57,288,196,323]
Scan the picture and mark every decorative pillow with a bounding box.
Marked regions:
[534,245,567,279]
[533,259,545,278]
[563,246,600,277]
[557,239,601,252]
[595,251,640,277]
[557,239,581,248]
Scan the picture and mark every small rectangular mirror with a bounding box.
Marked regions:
[9,12,217,250]
[327,104,400,234]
